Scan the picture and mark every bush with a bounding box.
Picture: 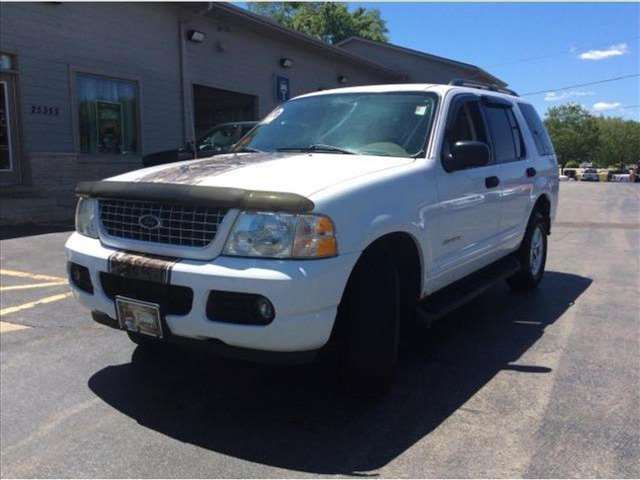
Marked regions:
[565,160,580,168]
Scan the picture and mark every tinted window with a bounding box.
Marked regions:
[518,103,555,155]
[445,100,487,155]
[485,107,517,163]
[506,109,526,159]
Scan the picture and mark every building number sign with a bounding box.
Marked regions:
[31,105,60,116]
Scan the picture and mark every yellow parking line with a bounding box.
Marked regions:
[0,269,66,282]
[0,321,30,333]
[1,281,68,292]
[0,292,73,317]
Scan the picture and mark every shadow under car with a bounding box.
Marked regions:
[88,271,591,475]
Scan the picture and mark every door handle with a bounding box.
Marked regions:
[526,167,537,178]
[485,176,500,189]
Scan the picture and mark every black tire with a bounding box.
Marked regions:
[337,247,401,396]
[507,212,548,291]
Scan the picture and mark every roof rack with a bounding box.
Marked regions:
[448,79,519,97]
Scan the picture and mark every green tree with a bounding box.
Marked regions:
[248,2,389,44]
[564,160,580,168]
[544,103,600,172]
[593,116,640,170]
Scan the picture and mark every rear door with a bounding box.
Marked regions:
[432,94,503,288]
[480,96,532,251]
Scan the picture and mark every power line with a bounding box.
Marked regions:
[520,74,640,96]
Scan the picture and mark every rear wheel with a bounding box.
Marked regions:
[507,212,548,291]
[337,247,401,396]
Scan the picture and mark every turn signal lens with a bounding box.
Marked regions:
[292,215,338,258]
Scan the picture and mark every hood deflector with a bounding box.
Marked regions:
[76,181,315,213]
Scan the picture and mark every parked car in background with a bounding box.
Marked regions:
[581,168,599,182]
[142,121,258,167]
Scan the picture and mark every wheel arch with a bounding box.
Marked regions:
[531,193,552,234]
[327,230,424,351]
[362,230,423,297]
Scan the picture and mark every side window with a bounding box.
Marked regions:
[484,105,525,163]
[518,103,555,156]
[444,100,487,158]
[506,109,526,159]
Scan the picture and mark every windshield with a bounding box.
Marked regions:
[195,124,255,152]
[233,92,438,158]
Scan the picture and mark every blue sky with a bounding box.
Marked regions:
[354,2,639,120]
[241,2,639,120]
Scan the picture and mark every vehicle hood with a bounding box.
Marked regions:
[110,152,414,197]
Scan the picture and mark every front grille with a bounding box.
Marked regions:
[99,199,227,248]
[100,272,193,316]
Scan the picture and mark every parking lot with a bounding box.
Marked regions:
[1,182,638,478]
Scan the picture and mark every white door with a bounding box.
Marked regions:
[481,98,533,251]
[430,95,502,291]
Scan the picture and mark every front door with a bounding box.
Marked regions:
[431,95,502,290]
[0,73,21,185]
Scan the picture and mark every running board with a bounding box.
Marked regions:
[416,255,521,327]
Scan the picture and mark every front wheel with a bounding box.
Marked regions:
[507,212,548,291]
[337,248,401,396]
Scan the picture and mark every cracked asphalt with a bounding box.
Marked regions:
[1,182,638,478]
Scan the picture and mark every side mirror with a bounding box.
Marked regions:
[443,141,490,172]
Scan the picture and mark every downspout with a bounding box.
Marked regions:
[178,2,214,159]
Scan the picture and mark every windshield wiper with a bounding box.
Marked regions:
[276,144,357,155]
[233,146,262,153]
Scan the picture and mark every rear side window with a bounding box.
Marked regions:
[518,103,555,155]
[484,106,525,163]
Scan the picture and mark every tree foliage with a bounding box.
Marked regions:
[592,116,640,170]
[247,2,389,45]
[544,103,600,169]
[544,103,640,170]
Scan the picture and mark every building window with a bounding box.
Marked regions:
[0,53,15,72]
[77,73,138,154]
[0,81,13,171]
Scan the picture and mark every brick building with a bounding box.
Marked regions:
[0,2,505,225]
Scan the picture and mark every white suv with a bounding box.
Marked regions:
[66,82,558,392]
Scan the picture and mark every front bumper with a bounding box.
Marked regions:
[65,233,359,354]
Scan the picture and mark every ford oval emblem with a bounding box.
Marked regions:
[139,214,161,230]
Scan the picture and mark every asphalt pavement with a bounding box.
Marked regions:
[1,182,638,478]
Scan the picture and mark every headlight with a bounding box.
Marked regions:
[75,197,99,238]
[223,212,337,259]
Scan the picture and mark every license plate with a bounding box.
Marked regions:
[115,296,163,338]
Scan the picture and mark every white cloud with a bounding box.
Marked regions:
[544,90,595,102]
[592,101,622,111]
[579,43,629,61]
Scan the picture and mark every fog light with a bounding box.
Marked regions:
[206,291,275,325]
[68,262,93,294]
[256,297,274,322]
